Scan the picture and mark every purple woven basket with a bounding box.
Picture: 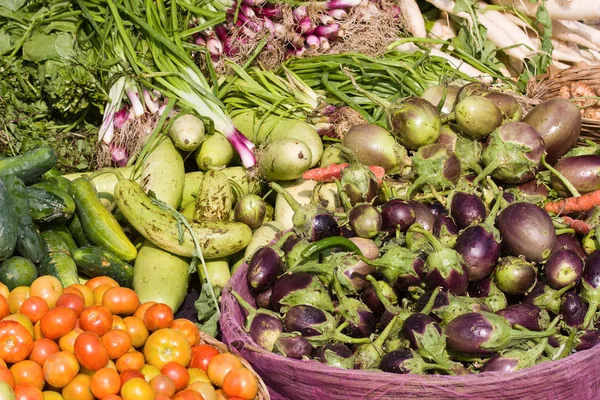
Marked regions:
[221,262,600,400]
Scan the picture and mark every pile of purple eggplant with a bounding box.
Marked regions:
[230,82,600,375]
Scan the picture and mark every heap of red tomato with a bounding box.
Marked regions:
[0,276,259,400]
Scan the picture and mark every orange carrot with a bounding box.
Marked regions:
[561,216,592,235]
[545,189,600,215]
[302,164,386,184]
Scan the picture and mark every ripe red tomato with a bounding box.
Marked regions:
[56,293,85,318]
[172,319,200,347]
[39,307,77,340]
[172,389,204,400]
[29,338,59,367]
[143,304,174,331]
[115,351,145,373]
[0,367,16,388]
[19,297,48,324]
[119,369,145,387]
[73,331,110,371]
[10,360,44,390]
[102,288,139,316]
[189,345,220,372]
[101,329,132,360]
[149,374,177,398]
[79,306,113,337]
[160,362,189,391]
[206,353,243,388]
[0,320,34,363]
[222,367,259,400]
[14,382,43,400]
[42,351,79,388]
[90,368,120,399]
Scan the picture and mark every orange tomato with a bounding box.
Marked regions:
[29,339,60,367]
[172,389,204,400]
[85,277,119,291]
[73,331,109,371]
[206,353,243,388]
[42,351,79,388]
[30,277,63,309]
[58,328,82,353]
[122,317,148,349]
[61,373,93,400]
[143,304,174,331]
[111,315,127,331]
[39,307,77,340]
[102,288,139,316]
[188,368,210,385]
[14,382,43,400]
[0,358,5,369]
[55,294,85,318]
[90,368,120,399]
[79,306,112,337]
[172,319,200,347]
[0,320,34,363]
[155,395,171,400]
[139,364,161,382]
[189,345,220,372]
[133,302,157,321]
[149,374,177,398]
[143,329,192,370]
[0,367,16,388]
[187,381,217,400]
[92,285,114,306]
[115,351,145,373]
[10,360,44,390]
[120,377,154,400]
[160,362,189,392]
[67,285,94,308]
[0,294,9,320]
[33,322,42,341]
[221,368,258,400]
[8,287,31,315]
[19,297,48,324]
[3,314,35,339]
[119,369,144,387]
[102,396,122,400]
[0,283,9,299]
[101,329,132,360]
[62,287,84,302]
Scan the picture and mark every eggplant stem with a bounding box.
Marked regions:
[420,287,442,315]
[334,178,353,212]
[409,225,444,253]
[269,182,301,212]
[230,289,258,315]
[365,275,395,312]
[472,160,500,187]
[582,299,599,329]
[484,178,504,225]
[440,111,455,124]
[556,329,577,360]
[406,175,431,199]
[552,282,576,300]
[273,231,295,249]
[373,316,399,348]
[541,153,581,197]
[428,184,447,206]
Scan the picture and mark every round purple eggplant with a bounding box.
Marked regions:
[494,256,537,296]
[402,313,451,368]
[483,91,523,123]
[476,122,546,185]
[560,291,588,328]
[575,330,600,351]
[524,281,573,315]
[455,95,503,140]
[331,268,376,338]
[497,202,556,263]
[381,200,416,233]
[348,204,382,239]
[379,349,448,374]
[230,290,284,351]
[415,290,490,324]
[270,272,334,313]
[433,215,459,248]
[581,250,600,328]
[354,316,400,369]
[247,246,285,291]
[254,287,273,309]
[408,201,436,232]
[543,249,584,289]
[481,338,548,373]
[387,97,442,151]
[467,277,508,313]
[553,234,586,260]
[428,201,447,218]
[496,304,549,331]
[314,343,355,369]
[551,155,600,197]
[361,279,397,317]
[273,333,314,359]
[522,98,582,164]
[406,144,461,199]
[444,311,556,356]
[449,192,486,229]
[515,179,550,203]
[455,225,500,282]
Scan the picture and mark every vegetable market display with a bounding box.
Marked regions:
[2,0,600,399]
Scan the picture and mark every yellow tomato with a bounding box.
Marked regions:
[143,329,192,370]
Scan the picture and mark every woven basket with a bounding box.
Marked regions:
[527,64,600,141]
[199,330,271,400]
[221,262,600,400]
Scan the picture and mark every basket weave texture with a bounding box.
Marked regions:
[527,64,600,140]
[199,330,270,400]
[221,262,600,400]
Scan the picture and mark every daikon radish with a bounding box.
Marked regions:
[552,21,600,51]
[557,20,600,48]
[490,0,600,21]
[400,0,427,38]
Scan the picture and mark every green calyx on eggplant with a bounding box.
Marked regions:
[315,343,355,369]
[270,272,335,313]
[379,348,450,374]
[331,267,376,338]
[364,244,424,293]
[494,256,538,296]
[437,125,483,175]
[285,238,318,267]
[483,91,523,123]
[433,214,459,249]
[283,305,371,346]
[474,122,545,186]
[353,316,400,369]
[467,278,508,312]
[523,98,582,164]
[402,312,452,370]
[497,202,556,263]
[269,182,339,242]
[361,278,398,317]
[415,289,490,325]
[406,144,461,199]
[341,124,411,175]
[348,204,382,239]
[452,95,503,140]
[230,289,283,352]
[408,225,469,295]
[550,155,600,198]
[444,311,557,356]
[581,250,600,329]
[524,281,575,315]
[246,232,294,291]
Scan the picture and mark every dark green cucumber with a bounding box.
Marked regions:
[26,186,73,224]
[46,176,72,193]
[70,178,137,261]
[32,181,75,218]
[0,179,17,261]
[73,246,134,288]
[0,257,38,290]
[1,175,44,263]
[42,224,79,255]
[0,146,58,184]
[38,230,79,287]
[68,214,90,247]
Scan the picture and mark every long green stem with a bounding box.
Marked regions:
[541,154,581,197]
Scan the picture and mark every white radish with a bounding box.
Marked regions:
[425,0,471,19]
[556,20,600,48]
[428,18,458,41]
[550,38,600,64]
[490,0,600,21]
[478,8,538,56]
[552,21,600,51]
[476,12,530,61]
[399,0,427,38]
